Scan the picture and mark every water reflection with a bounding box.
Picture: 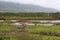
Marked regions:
[0,20,4,22]
[0,20,60,26]
[37,24,54,26]
[24,22,35,26]
[10,20,19,22]
[10,23,22,25]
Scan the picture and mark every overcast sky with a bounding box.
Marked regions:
[0,0,60,10]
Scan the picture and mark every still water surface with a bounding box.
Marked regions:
[0,20,60,26]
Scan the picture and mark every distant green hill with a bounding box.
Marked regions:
[0,1,58,12]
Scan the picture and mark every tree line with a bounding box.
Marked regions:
[0,12,60,20]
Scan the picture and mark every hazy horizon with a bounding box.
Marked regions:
[0,0,60,10]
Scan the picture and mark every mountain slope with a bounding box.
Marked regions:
[0,1,58,12]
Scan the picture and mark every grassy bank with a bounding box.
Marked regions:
[0,22,60,40]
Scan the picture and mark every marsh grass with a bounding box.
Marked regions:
[0,22,60,40]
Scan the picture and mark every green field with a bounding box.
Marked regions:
[0,21,60,40]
